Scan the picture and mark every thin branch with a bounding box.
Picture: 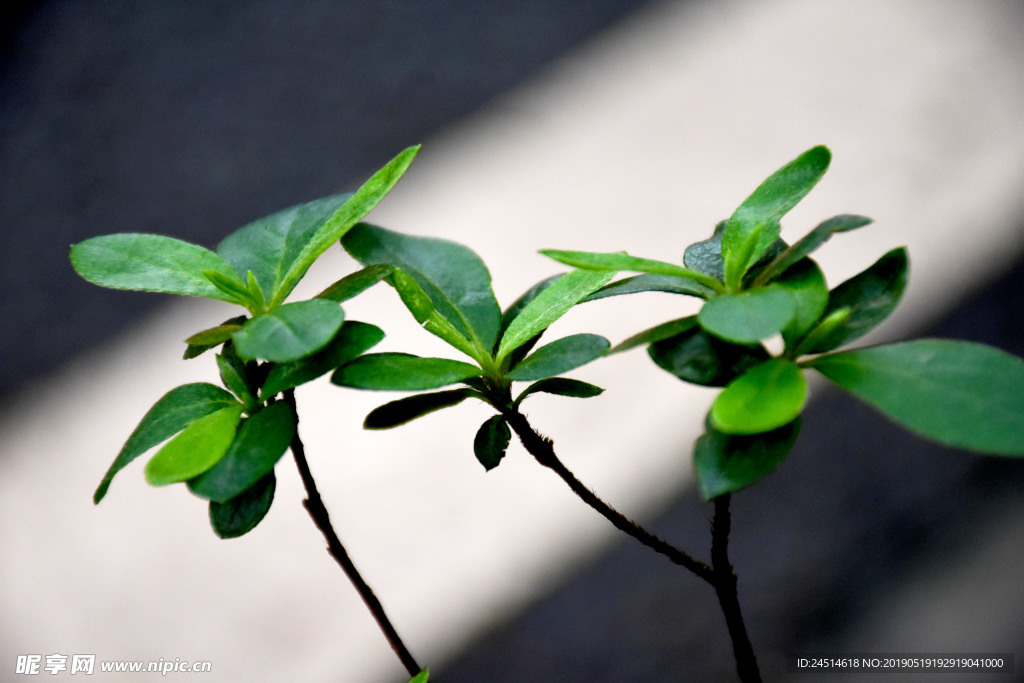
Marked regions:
[501,406,714,583]
[284,390,423,679]
[711,494,761,683]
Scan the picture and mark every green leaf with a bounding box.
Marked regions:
[233,299,345,362]
[799,247,908,354]
[185,321,245,348]
[272,146,420,305]
[723,225,764,292]
[70,233,246,303]
[474,415,511,471]
[771,258,829,348]
[409,670,429,683]
[209,472,276,539]
[245,270,268,312]
[684,227,789,292]
[539,249,722,292]
[459,376,491,394]
[216,354,253,407]
[144,404,246,486]
[188,402,296,502]
[497,274,561,339]
[342,223,501,350]
[217,193,355,301]
[182,316,247,359]
[201,268,259,310]
[684,221,727,283]
[94,383,239,503]
[697,287,796,344]
[383,268,482,360]
[332,353,481,390]
[611,316,698,355]
[216,342,259,407]
[794,308,851,355]
[514,377,604,406]
[494,276,561,372]
[585,273,715,302]
[711,359,807,435]
[364,389,478,429]
[721,146,831,289]
[809,340,1024,455]
[753,214,873,285]
[496,269,615,364]
[740,237,789,287]
[261,320,384,398]
[315,264,394,302]
[694,418,801,499]
[649,324,770,387]
[505,334,610,381]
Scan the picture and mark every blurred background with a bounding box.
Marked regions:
[3,1,1024,680]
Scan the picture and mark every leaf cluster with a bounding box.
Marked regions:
[544,146,1024,498]
[332,224,613,470]
[68,143,1024,680]
[71,148,417,536]
[72,142,1024,524]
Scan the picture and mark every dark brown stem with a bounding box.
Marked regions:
[711,494,761,683]
[501,406,714,583]
[284,390,423,679]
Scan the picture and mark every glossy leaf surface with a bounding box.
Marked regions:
[216,343,259,407]
[316,264,394,302]
[261,320,384,398]
[188,402,296,502]
[753,214,872,285]
[694,419,801,499]
[217,193,354,300]
[233,299,345,362]
[385,268,481,360]
[698,287,796,344]
[800,247,908,353]
[649,325,769,387]
[539,250,721,291]
[94,383,239,503]
[505,334,610,381]
[183,316,247,359]
[514,377,604,406]
[209,472,276,539]
[495,269,614,364]
[70,234,244,303]
[611,316,698,355]
[201,268,260,310]
[771,259,829,348]
[474,415,511,471]
[343,223,501,350]
[144,404,245,485]
[185,322,244,348]
[810,340,1024,455]
[272,146,419,305]
[711,359,807,435]
[333,353,481,390]
[496,275,560,369]
[364,389,477,429]
[684,221,727,283]
[585,273,715,302]
[722,146,831,288]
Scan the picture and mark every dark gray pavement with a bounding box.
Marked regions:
[0,0,656,402]
[440,255,1024,681]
